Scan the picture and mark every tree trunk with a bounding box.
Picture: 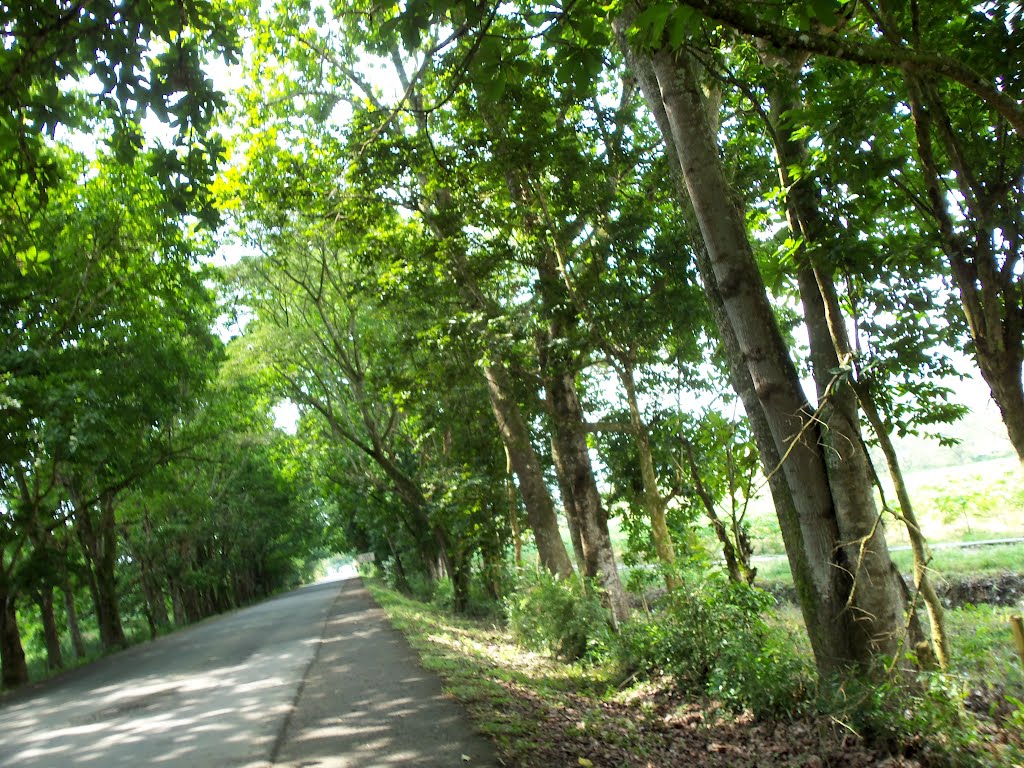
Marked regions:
[551,438,588,575]
[616,363,680,590]
[170,580,187,626]
[681,438,752,584]
[385,533,411,594]
[901,75,1024,466]
[613,22,846,671]
[36,587,64,671]
[545,361,630,625]
[976,352,1024,463]
[124,525,170,638]
[485,360,575,577]
[505,446,524,567]
[796,263,904,659]
[765,68,948,669]
[62,576,86,659]
[1,594,29,688]
[617,28,904,672]
[95,492,126,648]
[72,486,126,649]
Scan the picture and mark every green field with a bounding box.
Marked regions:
[742,456,1024,585]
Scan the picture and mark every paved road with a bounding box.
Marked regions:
[0,578,496,768]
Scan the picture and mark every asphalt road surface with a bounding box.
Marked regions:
[0,578,496,767]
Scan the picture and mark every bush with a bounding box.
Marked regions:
[504,571,613,662]
[617,572,814,718]
[828,670,1023,767]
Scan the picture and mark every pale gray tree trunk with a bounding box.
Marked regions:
[615,21,904,672]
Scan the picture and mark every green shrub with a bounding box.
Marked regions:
[504,571,613,662]
[617,572,814,718]
[827,671,1021,767]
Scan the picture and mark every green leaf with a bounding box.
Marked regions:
[667,7,697,49]
[633,3,672,46]
[808,0,839,27]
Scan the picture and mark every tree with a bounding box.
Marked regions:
[611,13,906,676]
[0,0,238,237]
[1,149,220,669]
[654,1,1024,464]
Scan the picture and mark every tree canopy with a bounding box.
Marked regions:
[2,4,1021,745]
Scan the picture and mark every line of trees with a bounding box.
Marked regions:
[223,0,1021,689]
[3,0,1020,702]
[0,2,326,689]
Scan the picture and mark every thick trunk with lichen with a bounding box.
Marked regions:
[768,70,948,668]
[485,360,575,578]
[616,26,904,672]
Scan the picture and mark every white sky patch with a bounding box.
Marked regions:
[273,399,300,434]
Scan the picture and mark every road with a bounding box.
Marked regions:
[0,578,496,767]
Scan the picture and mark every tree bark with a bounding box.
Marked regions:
[543,342,630,625]
[901,76,1024,466]
[505,446,524,567]
[61,575,86,659]
[34,587,64,671]
[123,524,170,638]
[94,492,126,648]
[613,17,839,661]
[765,67,950,668]
[485,360,575,577]
[71,484,126,649]
[616,363,680,590]
[1,593,29,688]
[615,26,904,672]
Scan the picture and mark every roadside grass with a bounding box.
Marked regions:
[754,541,1024,586]
[747,457,1024,587]
[20,614,154,685]
[370,578,1024,767]
[366,580,639,764]
[768,602,1024,703]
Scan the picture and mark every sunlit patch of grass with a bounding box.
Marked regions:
[367,580,634,764]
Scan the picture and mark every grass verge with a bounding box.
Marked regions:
[363,579,994,767]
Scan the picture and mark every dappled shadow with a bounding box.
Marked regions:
[0,578,492,767]
[272,580,496,767]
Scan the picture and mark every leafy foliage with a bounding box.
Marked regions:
[505,571,613,662]
[618,573,813,718]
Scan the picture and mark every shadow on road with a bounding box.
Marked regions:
[0,578,494,767]
[273,578,495,767]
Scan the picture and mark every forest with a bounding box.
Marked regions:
[2,0,1023,763]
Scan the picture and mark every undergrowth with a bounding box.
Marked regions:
[368,573,1024,767]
